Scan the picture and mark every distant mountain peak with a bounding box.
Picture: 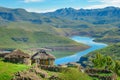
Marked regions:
[104,6,119,9]
[12,8,27,12]
[55,7,76,12]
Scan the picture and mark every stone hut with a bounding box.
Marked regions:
[4,49,31,65]
[31,50,55,66]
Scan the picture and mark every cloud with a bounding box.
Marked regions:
[88,0,120,3]
[26,8,56,13]
[100,0,120,4]
[86,0,120,9]
[23,0,44,3]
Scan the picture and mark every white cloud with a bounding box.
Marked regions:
[85,4,111,9]
[88,0,120,4]
[86,0,120,9]
[100,0,120,4]
[23,0,44,3]
[26,8,56,13]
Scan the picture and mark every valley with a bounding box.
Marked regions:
[0,6,120,80]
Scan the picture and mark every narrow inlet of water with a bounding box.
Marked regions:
[55,36,107,65]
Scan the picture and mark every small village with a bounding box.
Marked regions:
[0,49,117,80]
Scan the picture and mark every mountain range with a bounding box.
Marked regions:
[44,7,120,25]
[0,6,120,28]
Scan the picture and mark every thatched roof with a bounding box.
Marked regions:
[5,49,30,58]
[31,50,55,60]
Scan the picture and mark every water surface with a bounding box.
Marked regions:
[55,36,107,65]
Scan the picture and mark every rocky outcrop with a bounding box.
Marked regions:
[12,71,40,80]
[29,66,48,78]
[12,66,49,80]
[49,75,61,80]
[85,68,117,80]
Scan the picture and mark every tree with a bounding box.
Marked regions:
[105,56,115,70]
[114,60,120,76]
[92,53,105,68]
[92,53,115,70]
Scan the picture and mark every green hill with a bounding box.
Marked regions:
[0,23,89,58]
[94,28,120,44]
[0,28,73,48]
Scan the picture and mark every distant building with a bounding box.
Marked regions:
[31,50,55,66]
[4,49,31,65]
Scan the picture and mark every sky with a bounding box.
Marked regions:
[0,0,120,13]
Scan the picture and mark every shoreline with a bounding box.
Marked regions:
[55,36,107,65]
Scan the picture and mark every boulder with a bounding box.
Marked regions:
[12,71,40,80]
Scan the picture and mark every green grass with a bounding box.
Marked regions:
[93,28,120,44]
[117,76,120,80]
[0,27,87,49]
[59,68,92,80]
[0,61,29,80]
[0,60,93,80]
[43,67,92,80]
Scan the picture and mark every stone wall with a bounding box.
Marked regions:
[85,68,117,80]
[40,65,62,72]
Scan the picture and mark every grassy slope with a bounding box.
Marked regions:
[59,68,92,80]
[0,59,92,80]
[0,27,84,48]
[94,28,120,44]
[0,61,29,80]
[45,68,92,80]
[0,22,89,58]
